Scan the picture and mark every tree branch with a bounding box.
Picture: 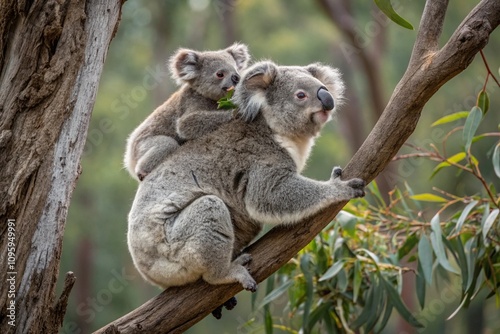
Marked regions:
[95,1,500,333]
[410,0,449,64]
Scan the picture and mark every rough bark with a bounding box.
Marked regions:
[95,0,500,333]
[0,1,123,333]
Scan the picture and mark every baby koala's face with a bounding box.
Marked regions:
[194,52,242,101]
[169,43,250,102]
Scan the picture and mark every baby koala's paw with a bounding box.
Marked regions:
[331,166,343,179]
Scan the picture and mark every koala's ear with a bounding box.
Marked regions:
[306,63,345,102]
[225,43,250,70]
[232,61,278,122]
[169,48,201,85]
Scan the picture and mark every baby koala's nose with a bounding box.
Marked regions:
[231,74,240,85]
[317,86,334,111]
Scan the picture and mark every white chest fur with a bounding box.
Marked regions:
[274,134,315,173]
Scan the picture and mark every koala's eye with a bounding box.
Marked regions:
[296,92,307,99]
[216,71,224,78]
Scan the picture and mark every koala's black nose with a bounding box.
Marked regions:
[317,86,334,111]
[231,74,240,85]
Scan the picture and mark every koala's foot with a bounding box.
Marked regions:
[224,296,238,310]
[211,297,238,319]
[234,255,257,292]
[211,305,223,319]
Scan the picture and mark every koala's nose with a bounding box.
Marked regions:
[231,74,240,85]
[317,86,334,111]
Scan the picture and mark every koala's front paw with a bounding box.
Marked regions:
[331,166,343,179]
[347,178,366,198]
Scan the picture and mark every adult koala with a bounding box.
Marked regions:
[127,60,365,293]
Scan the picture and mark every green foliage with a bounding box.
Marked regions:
[374,0,414,30]
[217,89,237,110]
[254,89,500,333]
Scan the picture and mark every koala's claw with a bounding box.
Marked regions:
[331,167,343,179]
[348,178,366,198]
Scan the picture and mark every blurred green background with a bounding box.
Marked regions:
[58,0,500,333]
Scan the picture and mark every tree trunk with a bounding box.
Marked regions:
[0,1,123,333]
[95,0,500,333]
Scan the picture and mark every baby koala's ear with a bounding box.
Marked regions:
[232,60,278,122]
[169,48,201,85]
[225,43,250,70]
[306,63,345,103]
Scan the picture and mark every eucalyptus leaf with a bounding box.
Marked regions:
[493,143,500,178]
[454,200,479,235]
[482,209,499,245]
[431,231,459,274]
[477,90,490,114]
[463,106,482,152]
[216,89,237,109]
[352,280,376,329]
[319,260,345,281]
[418,235,433,285]
[431,111,469,127]
[300,254,314,332]
[353,260,362,303]
[381,276,424,327]
[398,233,418,260]
[374,0,414,29]
[416,262,426,308]
[411,193,447,203]
[464,237,477,291]
[375,299,393,334]
[306,301,333,332]
[258,280,293,309]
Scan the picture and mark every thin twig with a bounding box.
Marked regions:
[480,49,500,87]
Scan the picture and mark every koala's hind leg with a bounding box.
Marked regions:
[167,195,257,292]
[136,135,179,180]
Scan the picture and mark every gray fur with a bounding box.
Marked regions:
[127,61,364,291]
[124,43,250,181]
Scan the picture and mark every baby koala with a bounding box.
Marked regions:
[124,43,250,181]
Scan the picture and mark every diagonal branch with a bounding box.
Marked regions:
[95,1,500,333]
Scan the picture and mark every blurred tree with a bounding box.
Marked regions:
[0,1,122,333]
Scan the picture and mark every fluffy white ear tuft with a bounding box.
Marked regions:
[306,63,345,105]
[232,61,278,122]
[169,48,201,85]
[225,43,250,70]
